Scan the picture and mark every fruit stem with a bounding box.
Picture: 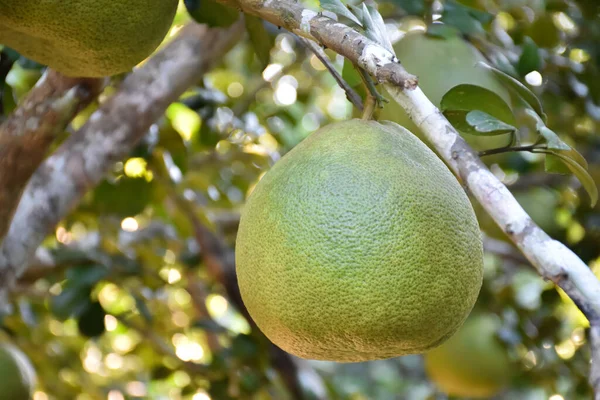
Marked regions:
[362,95,376,120]
[358,68,388,114]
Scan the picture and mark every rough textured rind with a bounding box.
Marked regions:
[0,0,179,77]
[236,119,484,362]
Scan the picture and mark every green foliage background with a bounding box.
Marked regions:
[1,0,600,399]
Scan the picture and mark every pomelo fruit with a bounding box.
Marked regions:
[376,31,513,158]
[235,119,484,362]
[0,0,179,77]
[0,343,37,400]
[424,313,511,398]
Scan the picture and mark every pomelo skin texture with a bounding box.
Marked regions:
[0,0,179,77]
[424,314,511,398]
[235,119,484,362]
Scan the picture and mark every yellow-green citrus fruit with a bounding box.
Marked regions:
[0,0,179,77]
[476,187,561,241]
[377,31,512,155]
[236,119,484,362]
[424,314,511,398]
[0,343,36,400]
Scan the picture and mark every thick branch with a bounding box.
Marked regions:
[0,71,103,240]
[0,22,244,292]
[218,0,417,89]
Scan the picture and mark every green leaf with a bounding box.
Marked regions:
[466,111,517,134]
[478,61,546,121]
[380,0,424,15]
[184,0,239,27]
[524,109,572,152]
[539,151,598,207]
[440,84,516,136]
[441,0,492,35]
[320,0,362,26]
[245,16,274,69]
[66,265,109,287]
[517,37,542,76]
[77,302,106,338]
[441,84,516,124]
[355,4,393,53]
[50,285,92,321]
[538,126,570,151]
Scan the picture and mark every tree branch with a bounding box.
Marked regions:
[218,0,417,89]
[0,71,104,241]
[0,21,244,294]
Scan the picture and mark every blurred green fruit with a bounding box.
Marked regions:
[0,343,36,400]
[376,31,513,160]
[424,314,511,398]
[0,0,179,77]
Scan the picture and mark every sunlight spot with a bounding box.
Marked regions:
[207,294,228,317]
[121,217,138,232]
[107,390,125,400]
[105,315,118,332]
[125,382,147,397]
[525,71,543,86]
[227,82,244,98]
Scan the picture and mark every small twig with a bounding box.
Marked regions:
[358,67,387,107]
[298,37,363,111]
[478,143,545,157]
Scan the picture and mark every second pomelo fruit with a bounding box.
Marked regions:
[0,0,179,77]
[0,343,37,400]
[377,31,512,158]
[424,313,511,398]
[236,119,484,362]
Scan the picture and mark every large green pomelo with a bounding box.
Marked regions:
[0,343,37,400]
[0,0,179,77]
[235,119,484,362]
[376,31,513,157]
[424,313,511,398]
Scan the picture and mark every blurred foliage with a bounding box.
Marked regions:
[1,0,600,399]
